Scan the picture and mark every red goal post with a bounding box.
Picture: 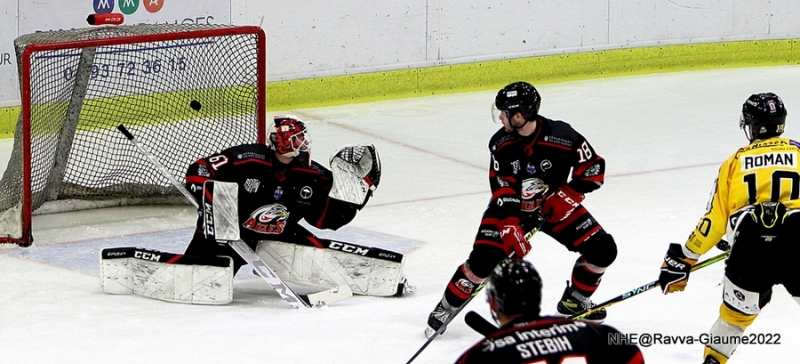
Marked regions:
[1,24,267,246]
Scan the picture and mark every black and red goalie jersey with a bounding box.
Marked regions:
[485,115,605,232]
[456,316,644,364]
[184,143,360,246]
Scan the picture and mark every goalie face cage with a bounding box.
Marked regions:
[0,25,266,246]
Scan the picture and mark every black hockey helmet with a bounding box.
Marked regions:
[493,81,541,122]
[487,259,542,317]
[740,92,787,142]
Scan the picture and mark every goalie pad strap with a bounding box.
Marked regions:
[100,247,233,305]
[320,240,403,263]
[101,247,231,267]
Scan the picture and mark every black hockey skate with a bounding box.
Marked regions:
[556,282,606,323]
[425,299,458,338]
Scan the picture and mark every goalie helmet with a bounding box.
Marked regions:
[492,81,541,123]
[269,115,311,157]
[487,259,542,317]
[740,92,787,142]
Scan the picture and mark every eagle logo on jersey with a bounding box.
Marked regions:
[521,178,548,212]
[454,279,475,296]
[243,204,289,234]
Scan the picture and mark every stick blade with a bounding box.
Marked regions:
[464,311,498,336]
[294,283,353,308]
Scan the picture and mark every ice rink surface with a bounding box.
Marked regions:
[2,65,800,363]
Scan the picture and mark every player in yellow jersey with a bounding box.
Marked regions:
[658,92,800,364]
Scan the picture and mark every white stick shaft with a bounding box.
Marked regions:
[117,124,199,208]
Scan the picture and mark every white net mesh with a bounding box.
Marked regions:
[1,24,266,245]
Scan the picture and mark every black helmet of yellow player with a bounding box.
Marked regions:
[740,93,787,142]
[492,82,541,124]
[486,259,542,319]
[269,115,311,157]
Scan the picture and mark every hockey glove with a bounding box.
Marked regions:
[329,144,381,206]
[542,184,584,224]
[500,225,530,258]
[659,243,698,294]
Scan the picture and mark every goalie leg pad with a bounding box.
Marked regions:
[101,247,233,305]
[256,240,405,297]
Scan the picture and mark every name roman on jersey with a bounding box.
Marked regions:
[741,152,797,170]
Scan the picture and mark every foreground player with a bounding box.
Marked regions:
[659,93,800,364]
[426,81,618,336]
[456,259,643,363]
[182,115,409,297]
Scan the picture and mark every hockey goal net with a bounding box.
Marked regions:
[0,24,266,246]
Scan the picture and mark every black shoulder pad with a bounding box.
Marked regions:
[540,118,579,148]
[225,143,269,161]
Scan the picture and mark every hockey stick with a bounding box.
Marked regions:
[117,124,343,309]
[405,224,544,364]
[462,250,731,336]
[464,310,499,336]
[405,279,489,364]
[569,250,729,320]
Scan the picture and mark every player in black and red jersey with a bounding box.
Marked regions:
[456,259,643,364]
[182,115,409,297]
[426,81,618,336]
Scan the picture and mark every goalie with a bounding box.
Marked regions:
[101,115,410,305]
[100,116,406,307]
[184,115,409,297]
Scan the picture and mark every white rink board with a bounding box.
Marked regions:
[0,0,232,105]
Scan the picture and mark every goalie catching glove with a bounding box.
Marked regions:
[659,243,699,294]
[329,144,381,206]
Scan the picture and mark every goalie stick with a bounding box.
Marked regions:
[117,124,344,309]
[405,222,545,364]
[462,250,731,336]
